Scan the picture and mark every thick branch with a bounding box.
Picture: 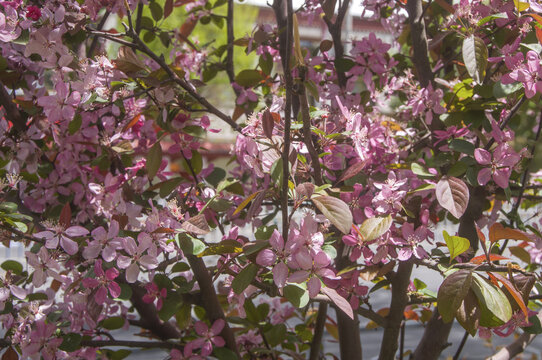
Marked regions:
[309,302,328,360]
[378,260,413,360]
[322,0,351,89]
[187,255,240,357]
[406,0,433,87]
[126,280,181,340]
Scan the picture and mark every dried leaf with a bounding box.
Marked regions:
[489,223,531,243]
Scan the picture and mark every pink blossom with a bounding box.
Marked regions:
[187,319,226,356]
[116,233,158,283]
[82,260,121,305]
[474,144,520,188]
[35,222,89,255]
[142,282,167,310]
[26,5,41,21]
[83,220,123,261]
[256,229,292,289]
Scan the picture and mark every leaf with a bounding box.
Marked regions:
[283,284,309,308]
[488,272,528,319]
[357,215,393,242]
[411,163,435,178]
[514,0,530,11]
[159,177,183,197]
[455,289,480,336]
[449,139,475,156]
[321,286,354,320]
[199,240,243,256]
[337,160,367,183]
[435,176,469,219]
[235,69,263,88]
[101,316,125,330]
[149,1,163,21]
[437,269,473,323]
[524,314,542,334]
[181,214,210,235]
[264,323,287,347]
[233,191,261,216]
[262,109,274,139]
[471,273,512,327]
[59,202,71,228]
[1,260,23,275]
[295,182,315,199]
[164,0,174,19]
[311,195,353,234]
[488,223,531,243]
[462,35,488,83]
[1,347,18,360]
[232,264,258,294]
[509,246,531,264]
[470,254,508,264]
[176,233,206,255]
[146,142,162,179]
[443,230,470,261]
[179,17,198,40]
[320,39,333,52]
[59,333,82,352]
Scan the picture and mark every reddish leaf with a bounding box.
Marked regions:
[152,227,175,234]
[489,223,531,243]
[164,0,174,19]
[437,269,473,323]
[262,109,274,139]
[2,347,18,360]
[470,254,508,264]
[536,26,542,45]
[311,195,353,234]
[181,214,210,235]
[295,182,315,199]
[455,290,480,336]
[337,160,368,183]
[321,286,353,320]
[435,176,469,219]
[59,203,71,228]
[488,272,529,319]
[179,17,197,41]
[122,114,142,132]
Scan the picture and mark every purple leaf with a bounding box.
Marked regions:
[321,286,354,320]
[311,195,353,234]
[435,176,469,219]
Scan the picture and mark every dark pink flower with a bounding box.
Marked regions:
[474,144,520,188]
[82,260,121,305]
[26,5,41,21]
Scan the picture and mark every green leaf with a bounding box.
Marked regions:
[59,333,82,352]
[449,139,475,156]
[235,69,263,87]
[284,283,309,308]
[171,262,190,273]
[0,202,17,213]
[265,323,287,347]
[358,215,393,242]
[437,269,473,323]
[68,114,82,135]
[311,195,353,234]
[523,314,542,334]
[101,316,125,330]
[443,230,470,261]
[176,233,206,255]
[159,295,181,321]
[514,0,530,11]
[146,142,162,179]
[259,53,273,75]
[477,12,507,26]
[471,273,513,327]
[462,35,488,83]
[1,260,23,275]
[206,167,226,187]
[411,163,435,178]
[448,161,468,177]
[213,347,239,360]
[232,263,258,294]
[149,1,163,21]
[159,177,183,197]
[116,283,133,300]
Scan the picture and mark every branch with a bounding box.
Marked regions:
[124,279,181,340]
[406,0,433,87]
[225,0,236,84]
[485,96,527,150]
[309,303,328,360]
[378,260,413,360]
[322,0,351,89]
[0,338,182,350]
[187,255,240,357]
[298,68,323,186]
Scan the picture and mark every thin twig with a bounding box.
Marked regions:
[453,330,469,360]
